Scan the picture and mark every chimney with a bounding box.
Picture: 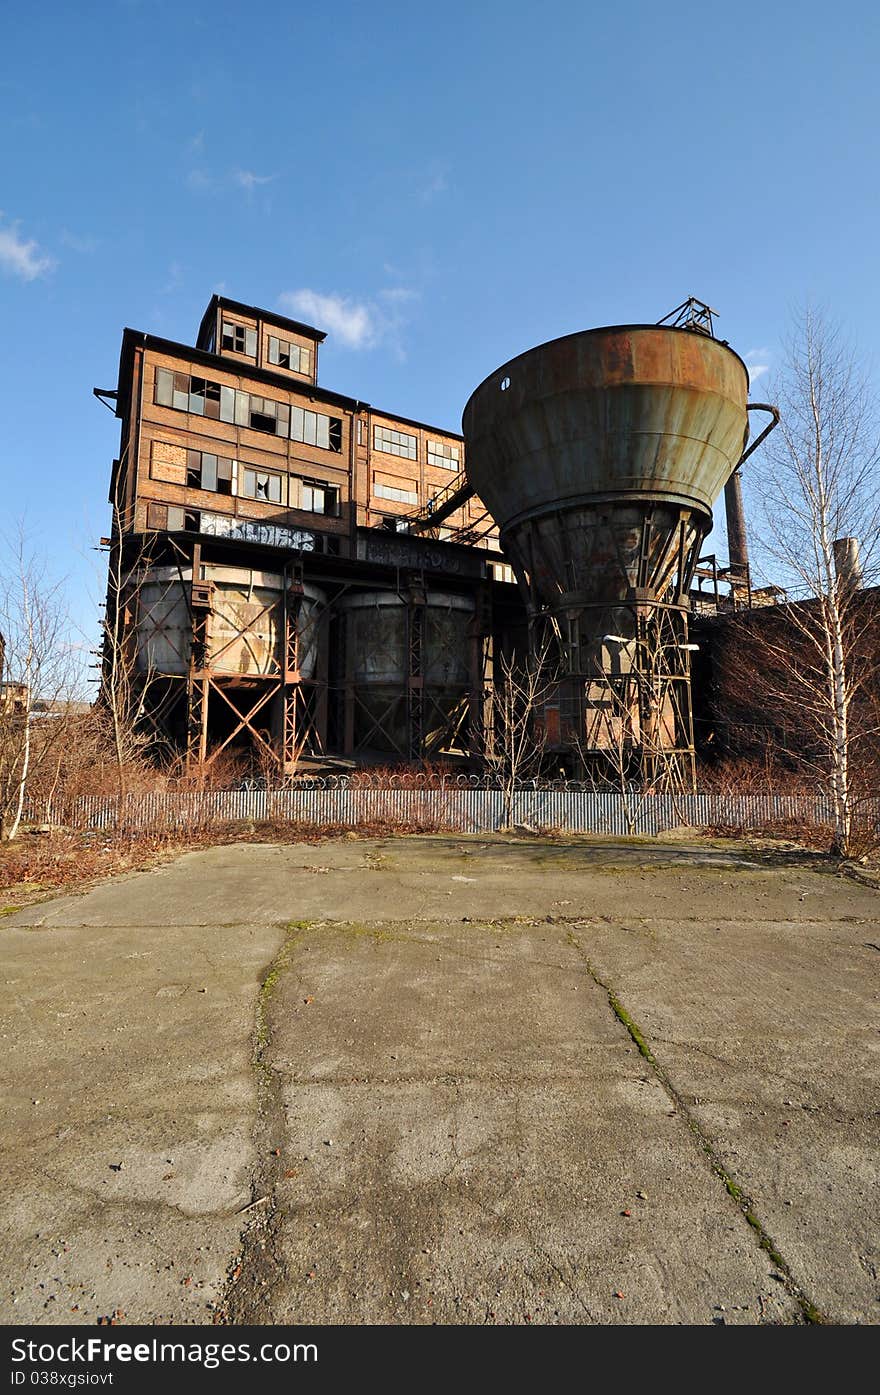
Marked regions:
[833,537,862,590]
[724,470,750,581]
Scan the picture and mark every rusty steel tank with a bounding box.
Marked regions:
[462,324,753,786]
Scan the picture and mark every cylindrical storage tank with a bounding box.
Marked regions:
[134,567,192,675]
[203,567,325,678]
[337,590,474,754]
[135,567,325,679]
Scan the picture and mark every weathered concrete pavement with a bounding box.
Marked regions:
[1,835,878,1324]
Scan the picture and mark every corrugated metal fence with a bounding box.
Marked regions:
[24,787,849,836]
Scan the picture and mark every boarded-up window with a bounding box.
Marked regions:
[150,440,187,485]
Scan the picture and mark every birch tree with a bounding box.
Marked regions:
[749,307,880,855]
[0,532,77,839]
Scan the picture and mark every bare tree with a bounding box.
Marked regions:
[0,530,79,840]
[747,307,880,855]
[483,641,554,829]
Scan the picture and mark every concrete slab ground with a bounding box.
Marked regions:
[1,834,877,1325]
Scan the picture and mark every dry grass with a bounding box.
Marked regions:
[0,814,455,909]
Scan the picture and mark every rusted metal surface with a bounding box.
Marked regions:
[723,470,750,581]
[462,325,752,786]
[462,325,749,545]
[337,590,475,755]
[135,567,324,678]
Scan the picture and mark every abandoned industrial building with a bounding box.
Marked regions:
[100,294,509,776]
[100,293,826,788]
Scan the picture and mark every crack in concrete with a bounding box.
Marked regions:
[565,928,827,1325]
[216,923,312,1324]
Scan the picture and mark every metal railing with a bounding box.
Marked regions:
[23,785,853,837]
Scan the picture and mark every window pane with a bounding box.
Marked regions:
[173,390,189,411]
[167,506,185,530]
[201,455,217,491]
[245,328,257,357]
[276,403,289,435]
[268,336,279,365]
[291,406,304,442]
[316,414,329,449]
[220,386,235,422]
[235,391,249,426]
[155,369,173,407]
[304,411,317,446]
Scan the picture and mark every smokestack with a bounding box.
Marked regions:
[833,537,862,590]
[724,469,750,581]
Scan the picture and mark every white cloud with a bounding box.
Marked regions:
[379,286,418,305]
[60,229,98,255]
[186,166,276,195]
[232,168,275,191]
[744,347,770,384]
[280,289,376,349]
[0,215,55,281]
[160,260,184,294]
[279,283,421,357]
[420,171,448,203]
[186,168,213,192]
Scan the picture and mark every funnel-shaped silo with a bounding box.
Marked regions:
[462,325,750,788]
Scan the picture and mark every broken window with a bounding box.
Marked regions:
[216,456,233,495]
[300,480,340,516]
[427,439,460,471]
[291,405,342,453]
[246,394,290,437]
[374,425,418,461]
[241,468,283,505]
[185,450,234,494]
[268,335,311,374]
[221,321,257,357]
[156,367,306,444]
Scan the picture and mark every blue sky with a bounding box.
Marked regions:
[3,0,880,677]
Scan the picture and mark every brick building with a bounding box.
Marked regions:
[102,295,520,773]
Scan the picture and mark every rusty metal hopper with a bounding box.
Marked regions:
[462,325,749,612]
[462,324,751,786]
